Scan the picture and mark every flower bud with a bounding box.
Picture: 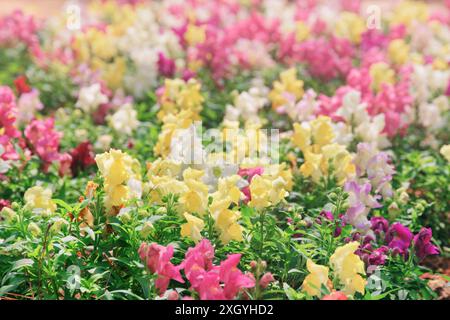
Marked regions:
[140,221,154,238]
[27,222,41,237]
[0,207,17,222]
[156,207,167,215]
[259,272,275,289]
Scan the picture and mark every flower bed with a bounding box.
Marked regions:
[0,0,449,300]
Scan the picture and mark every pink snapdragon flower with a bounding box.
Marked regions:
[179,239,255,300]
[0,10,43,59]
[24,118,63,171]
[219,254,255,299]
[0,86,21,161]
[138,242,184,295]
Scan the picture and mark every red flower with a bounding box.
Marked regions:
[69,141,96,176]
[14,75,32,95]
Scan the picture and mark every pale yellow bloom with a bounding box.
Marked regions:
[295,21,310,42]
[302,259,330,297]
[391,1,428,26]
[180,168,209,215]
[388,39,410,65]
[330,242,366,296]
[440,145,450,162]
[335,12,366,44]
[180,212,205,243]
[24,186,57,216]
[370,62,395,92]
[269,68,304,109]
[185,24,206,46]
[214,209,243,244]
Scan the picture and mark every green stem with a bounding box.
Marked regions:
[259,209,266,260]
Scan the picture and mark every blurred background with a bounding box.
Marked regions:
[0,0,445,18]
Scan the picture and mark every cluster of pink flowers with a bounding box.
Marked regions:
[24,118,64,172]
[0,86,21,161]
[0,10,43,59]
[138,239,255,299]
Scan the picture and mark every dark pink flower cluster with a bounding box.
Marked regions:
[138,239,255,299]
[356,218,440,267]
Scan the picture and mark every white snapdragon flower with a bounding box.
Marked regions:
[75,83,108,113]
[109,103,139,135]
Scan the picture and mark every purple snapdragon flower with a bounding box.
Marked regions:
[385,223,413,256]
[370,216,389,236]
[413,228,440,260]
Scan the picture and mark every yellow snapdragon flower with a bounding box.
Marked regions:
[369,62,395,92]
[302,259,331,297]
[388,39,410,65]
[215,209,244,244]
[269,68,304,109]
[180,168,209,215]
[335,12,366,44]
[148,175,188,205]
[181,212,205,243]
[292,116,335,151]
[247,175,288,209]
[295,21,310,42]
[95,149,140,213]
[157,79,204,121]
[330,242,366,296]
[185,24,206,46]
[293,116,354,185]
[24,186,57,216]
[440,145,450,162]
[154,110,198,157]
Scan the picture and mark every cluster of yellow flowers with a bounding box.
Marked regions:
[146,159,244,244]
[221,120,271,164]
[71,1,137,90]
[390,0,429,26]
[292,116,355,185]
[302,242,366,297]
[269,68,304,109]
[334,12,366,44]
[154,79,204,158]
[73,27,126,90]
[95,149,141,214]
[157,79,204,121]
[246,164,293,210]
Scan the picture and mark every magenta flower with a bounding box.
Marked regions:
[367,246,389,266]
[158,52,176,78]
[385,223,413,256]
[370,216,389,235]
[138,243,184,295]
[413,228,439,261]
